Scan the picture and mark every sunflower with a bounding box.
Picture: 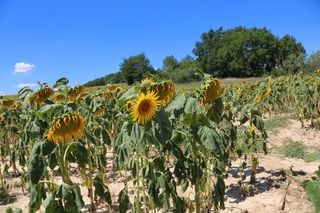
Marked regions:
[141,77,155,85]
[131,91,159,124]
[201,78,223,105]
[115,86,124,93]
[104,92,112,99]
[149,81,176,106]
[126,100,134,111]
[54,94,66,102]
[107,85,118,92]
[47,114,85,144]
[0,114,4,123]
[93,107,105,116]
[2,100,15,109]
[256,87,272,102]
[12,102,21,110]
[68,86,84,101]
[30,88,54,106]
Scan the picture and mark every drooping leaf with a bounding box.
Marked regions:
[28,142,45,185]
[183,112,209,127]
[207,98,224,124]
[118,188,130,213]
[197,126,226,157]
[93,176,112,206]
[184,97,202,114]
[165,95,186,113]
[54,77,69,88]
[152,109,172,144]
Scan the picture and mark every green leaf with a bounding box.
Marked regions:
[41,140,56,156]
[28,142,45,185]
[184,97,202,114]
[35,104,58,121]
[118,87,137,104]
[152,109,172,144]
[66,142,88,167]
[131,123,145,144]
[29,184,45,213]
[93,176,112,206]
[118,188,130,213]
[101,128,111,145]
[72,185,85,211]
[303,179,320,212]
[54,77,69,88]
[207,98,223,123]
[165,95,186,113]
[212,175,225,209]
[183,113,209,127]
[197,126,226,157]
[252,116,265,131]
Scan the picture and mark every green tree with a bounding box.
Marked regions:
[277,35,305,66]
[306,50,320,72]
[282,53,306,73]
[193,27,305,77]
[170,55,201,83]
[120,53,154,85]
[193,27,224,76]
[162,55,179,72]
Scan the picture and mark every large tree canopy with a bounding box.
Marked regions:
[120,53,155,85]
[193,27,305,77]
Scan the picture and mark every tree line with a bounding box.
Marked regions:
[85,26,320,86]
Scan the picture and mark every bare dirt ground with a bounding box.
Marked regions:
[1,119,319,212]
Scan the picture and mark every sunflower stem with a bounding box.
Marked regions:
[135,154,141,213]
[140,156,148,213]
[58,143,72,185]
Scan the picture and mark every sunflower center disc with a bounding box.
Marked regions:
[139,100,150,113]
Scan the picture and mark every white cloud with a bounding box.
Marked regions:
[14,62,35,74]
[17,83,37,89]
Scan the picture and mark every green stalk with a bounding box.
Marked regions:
[135,155,141,213]
[195,178,201,213]
[190,139,201,213]
[58,143,72,185]
[140,156,148,213]
[87,153,96,212]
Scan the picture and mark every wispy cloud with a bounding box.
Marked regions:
[17,83,37,89]
[14,62,35,74]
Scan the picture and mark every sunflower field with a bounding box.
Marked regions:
[0,70,320,212]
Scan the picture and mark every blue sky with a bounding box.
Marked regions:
[0,0,319,95]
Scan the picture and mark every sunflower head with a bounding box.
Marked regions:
[104,92,112,99]
[47,114,85,144]
[2,100,15,109]
[256,87,272,102]
[115,86,124,93]
[126,100,134,111]
[54,94,66,102]
[131,91,159,124]
[141,77,155,86]
[93,107,105,116]
[0,114,4,123]
[149,81,176,106]
[68,86,84,101]
[31,88,54,106]
[201,78,223,105]
[12,102,21,110]
[107,84,118,92]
